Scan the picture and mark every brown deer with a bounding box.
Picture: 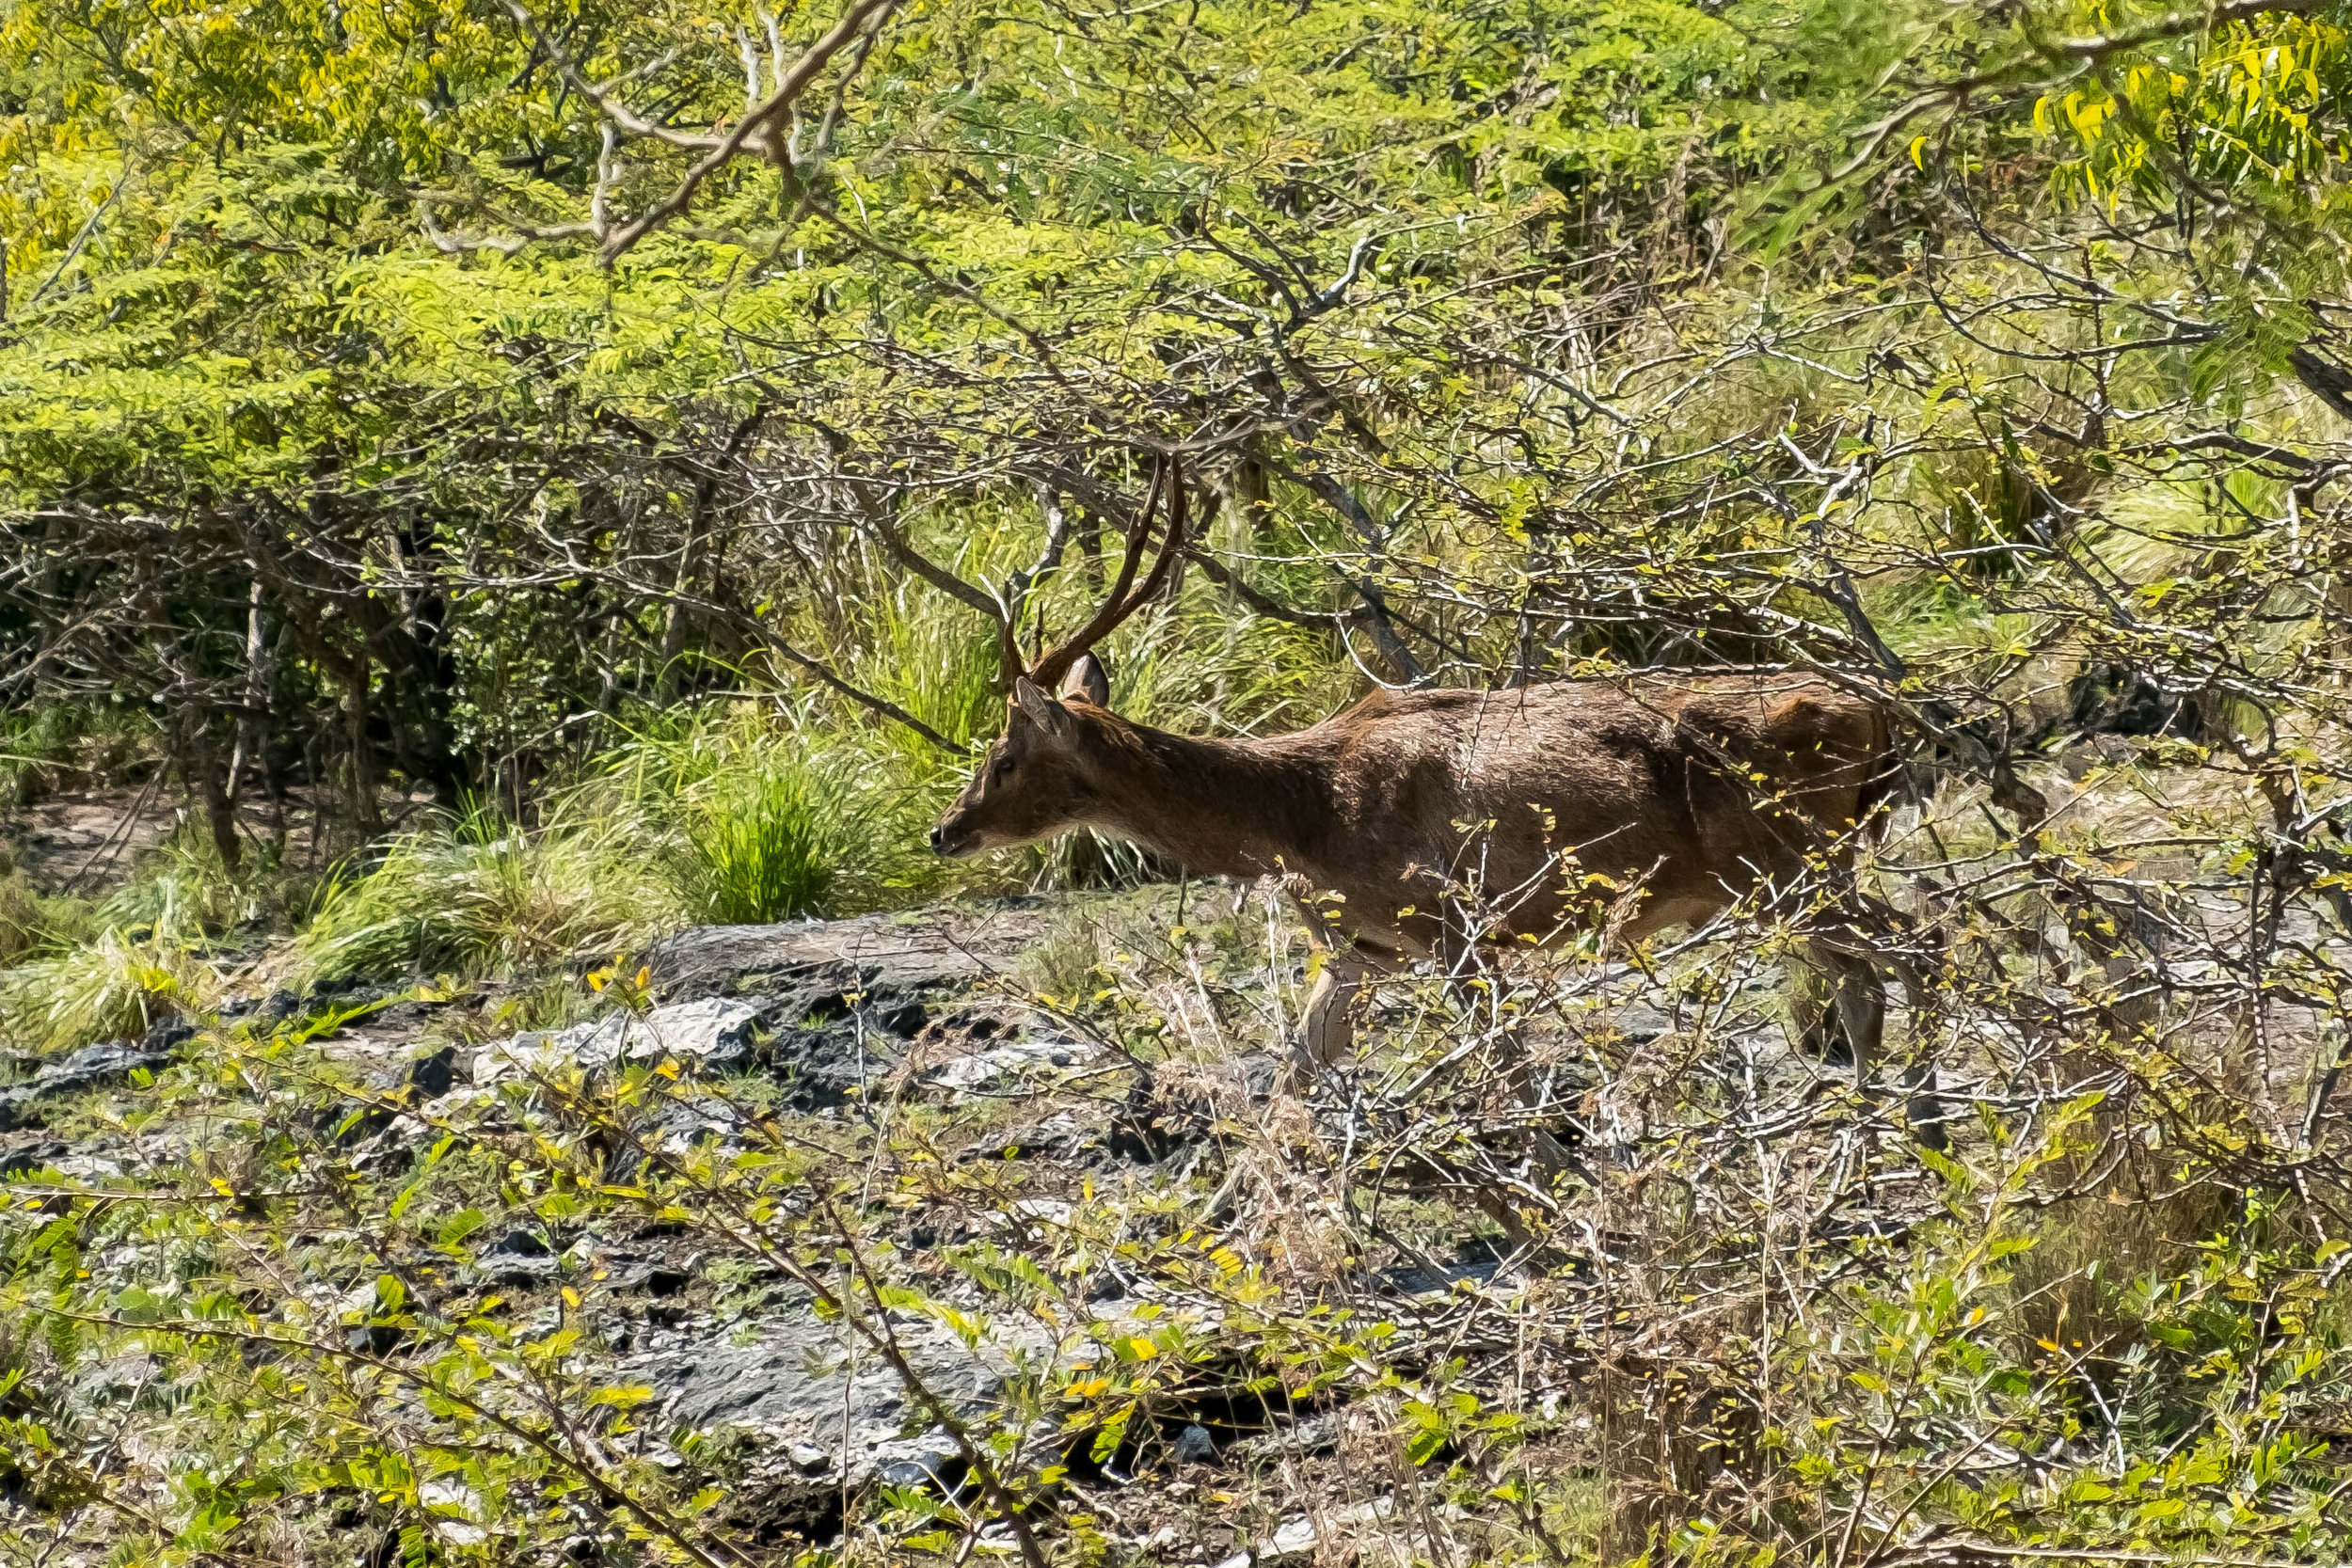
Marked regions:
[919,460,1931,1128]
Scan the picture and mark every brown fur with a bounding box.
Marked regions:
[934,668,1893,958]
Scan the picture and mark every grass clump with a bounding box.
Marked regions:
[0,927,214,1054]
[615,704,937,916]
[294,714,935,985]
[0,827,300,1053]
[0,879,217,1054]
[676,755,854,924]
[0,852,88,968]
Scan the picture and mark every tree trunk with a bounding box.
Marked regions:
[183,720,243,877]
[344,652,382,837]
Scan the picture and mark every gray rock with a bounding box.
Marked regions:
[1259,1516,1320,1563]
[477,1227,563,1287]
[643,901,1052,999]
[611,1259,695,1296]
[965,1112,1097,1164]
[1235,1414,1340,1463]
[872,1432,965,1492]
[37,1038,171,1093]
[742,984,924,1111]
[1587,1002,1675,1043]
[366,1045,456,1101]
[1107,1053,1280,1163]
[1173,1423,1217,1464]
[476,998,760,1085]
[486,1227,551,1258]
[630,1304,1044,1493]
[928,1037,1094,1090]
[0,1138,68,1178]
[0,1039,173,1131]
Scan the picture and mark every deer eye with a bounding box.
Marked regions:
[989,756,1014,784]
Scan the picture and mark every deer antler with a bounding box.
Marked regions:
[838,437,1184,696]
[1025,452,1186,693]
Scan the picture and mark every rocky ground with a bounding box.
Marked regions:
[0,889,1571,1565]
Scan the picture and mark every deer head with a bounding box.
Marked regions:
[929,457,1186,858]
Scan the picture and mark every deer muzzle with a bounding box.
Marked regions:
[928,816,981,858]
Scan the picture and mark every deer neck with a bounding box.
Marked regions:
[1079,717,1328,880]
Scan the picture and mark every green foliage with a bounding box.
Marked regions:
[0,871,39,968]
[850,602,1005,764]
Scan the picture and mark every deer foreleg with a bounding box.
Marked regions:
[1794,938,1886,1071]
[1796,934,1947,1151]
[1295,955,1371,1077]
[1282,878,1375,1087]
[1790,938,1881,1071]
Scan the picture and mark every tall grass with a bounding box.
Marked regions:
[0,851,87,968]
[293,711,933,982]
[850,590,1006,768]
[608,701,931,912]
[296,796,675,984]
[0,825,272,1054]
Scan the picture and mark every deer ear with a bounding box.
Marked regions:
[1011,678,1079,746]
[1058,652,1111,708]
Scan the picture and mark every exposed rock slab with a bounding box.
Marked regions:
[644,898,1055,999]
[0,1039,173,1130]
[627,1302,1054,1531]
